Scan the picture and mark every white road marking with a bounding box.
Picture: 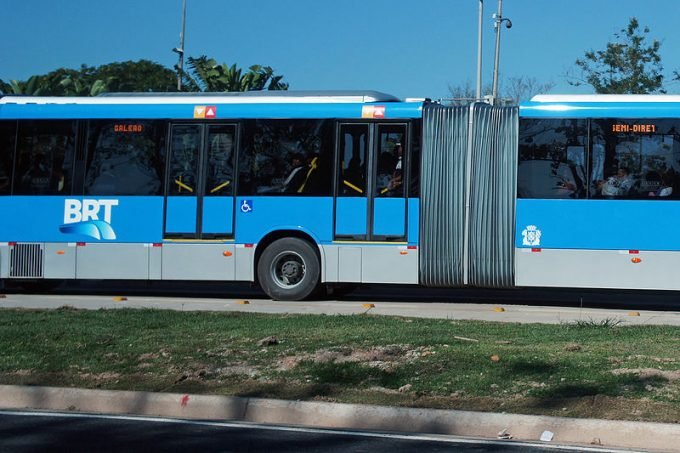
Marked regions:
[0,409,634,452]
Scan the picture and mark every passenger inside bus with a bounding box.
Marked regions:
[376,151,395,195]
[598,167,636,197]
[647,171,674,197]
[282,152,307,193]
[389,142,404,195]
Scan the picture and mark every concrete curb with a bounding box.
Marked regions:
[0,385,678,451]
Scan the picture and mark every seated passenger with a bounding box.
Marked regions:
[598,167,635,197]
[649,171,673,197]
[282,153,307,193]
[376,152,395,196]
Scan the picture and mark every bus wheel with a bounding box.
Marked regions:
[257,238,320,301]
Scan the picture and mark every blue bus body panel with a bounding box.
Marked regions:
[202,197,234,235]
[516,199,680,251]
[373,198,406,237]
[521,102,680,119]
[0,196,163,243]
[235,197,334,244]
[407,198,419,244]
[165,197,197,234]
[0,102,423,120]
[335,198,368,237]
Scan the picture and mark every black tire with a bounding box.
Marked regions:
[257,237,320,301]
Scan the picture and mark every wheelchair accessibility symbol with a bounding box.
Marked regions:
[240,199,253,213]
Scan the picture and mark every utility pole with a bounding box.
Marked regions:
[173,0,187,91]
[491,0,512,103]
[476,0,483,101]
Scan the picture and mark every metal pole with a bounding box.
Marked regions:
[476,0,483,101]
[176,0,187,91]
[491,0,503,103]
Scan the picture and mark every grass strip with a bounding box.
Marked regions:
[0,308,678,423]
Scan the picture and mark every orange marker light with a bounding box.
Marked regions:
[56,250,65,255]
[223,251,233,257]
[399,250,408,255]
[631,257,642,264]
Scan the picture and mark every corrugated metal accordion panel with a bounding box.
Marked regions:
[468,104,518,287]
[419,103,518,288]
[419,104,469,286]
[10,243,45,278]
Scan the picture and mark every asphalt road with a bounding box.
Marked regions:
[0,411,619,453]
[5,279,680,310]
[1,290,679,325]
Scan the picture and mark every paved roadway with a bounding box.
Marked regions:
[0,411,625,453]
[1,287,679,325]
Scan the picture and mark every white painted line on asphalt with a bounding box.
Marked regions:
[0,409,633,452]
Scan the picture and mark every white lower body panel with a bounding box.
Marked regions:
[321,244,418,284]
[516,247,680,290]
[1,242,254,282]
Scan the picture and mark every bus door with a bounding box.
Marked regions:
[164,123,237,239]
[334,123,408,241]
[372,124,408,240]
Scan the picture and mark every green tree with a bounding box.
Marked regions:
[1,60,179,96]
[0,74,63,95]
[57,60,177,95]
[95,60,177,92]
[568,17,664,94]
[182,56,288,92]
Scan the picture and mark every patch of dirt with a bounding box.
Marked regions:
[612,368,680,382]
[78,372,121,382]
[277,345,432,371]
[138,353,160,361]
[215,365,261,378]
[627,355,677,362]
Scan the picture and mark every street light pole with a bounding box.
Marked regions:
[491,0,511,104]
[476,0,483,101]
[173,0,187,91]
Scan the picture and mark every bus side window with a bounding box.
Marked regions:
[237,119,333,196]
[337,124,368,197]
[14,120,76,196]
[590,119,680,200]
[84,120,165,196]
[0,121,16,195]
[204,125,236,196]
[517,118,587,199]
[168,124,201,196]
[375,125,406,198]
[409,122,421,197]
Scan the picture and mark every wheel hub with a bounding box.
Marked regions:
[281,260,301,280]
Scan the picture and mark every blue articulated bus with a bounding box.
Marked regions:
[0,91,679,299]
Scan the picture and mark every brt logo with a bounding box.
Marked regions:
[59,199,119,241]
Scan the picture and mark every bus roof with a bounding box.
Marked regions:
[0,91,424,120]
[521,94,680,119]
[0,90,402,105]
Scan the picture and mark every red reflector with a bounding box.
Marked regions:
[407,245,417,250]
[629,250,639,254]
[531,248,541,253]
[77,242,86,247]
[153,243,162,248]
[8,242,16,246]
[245,244,254,248]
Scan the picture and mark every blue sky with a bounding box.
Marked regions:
[2,0,680,100]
